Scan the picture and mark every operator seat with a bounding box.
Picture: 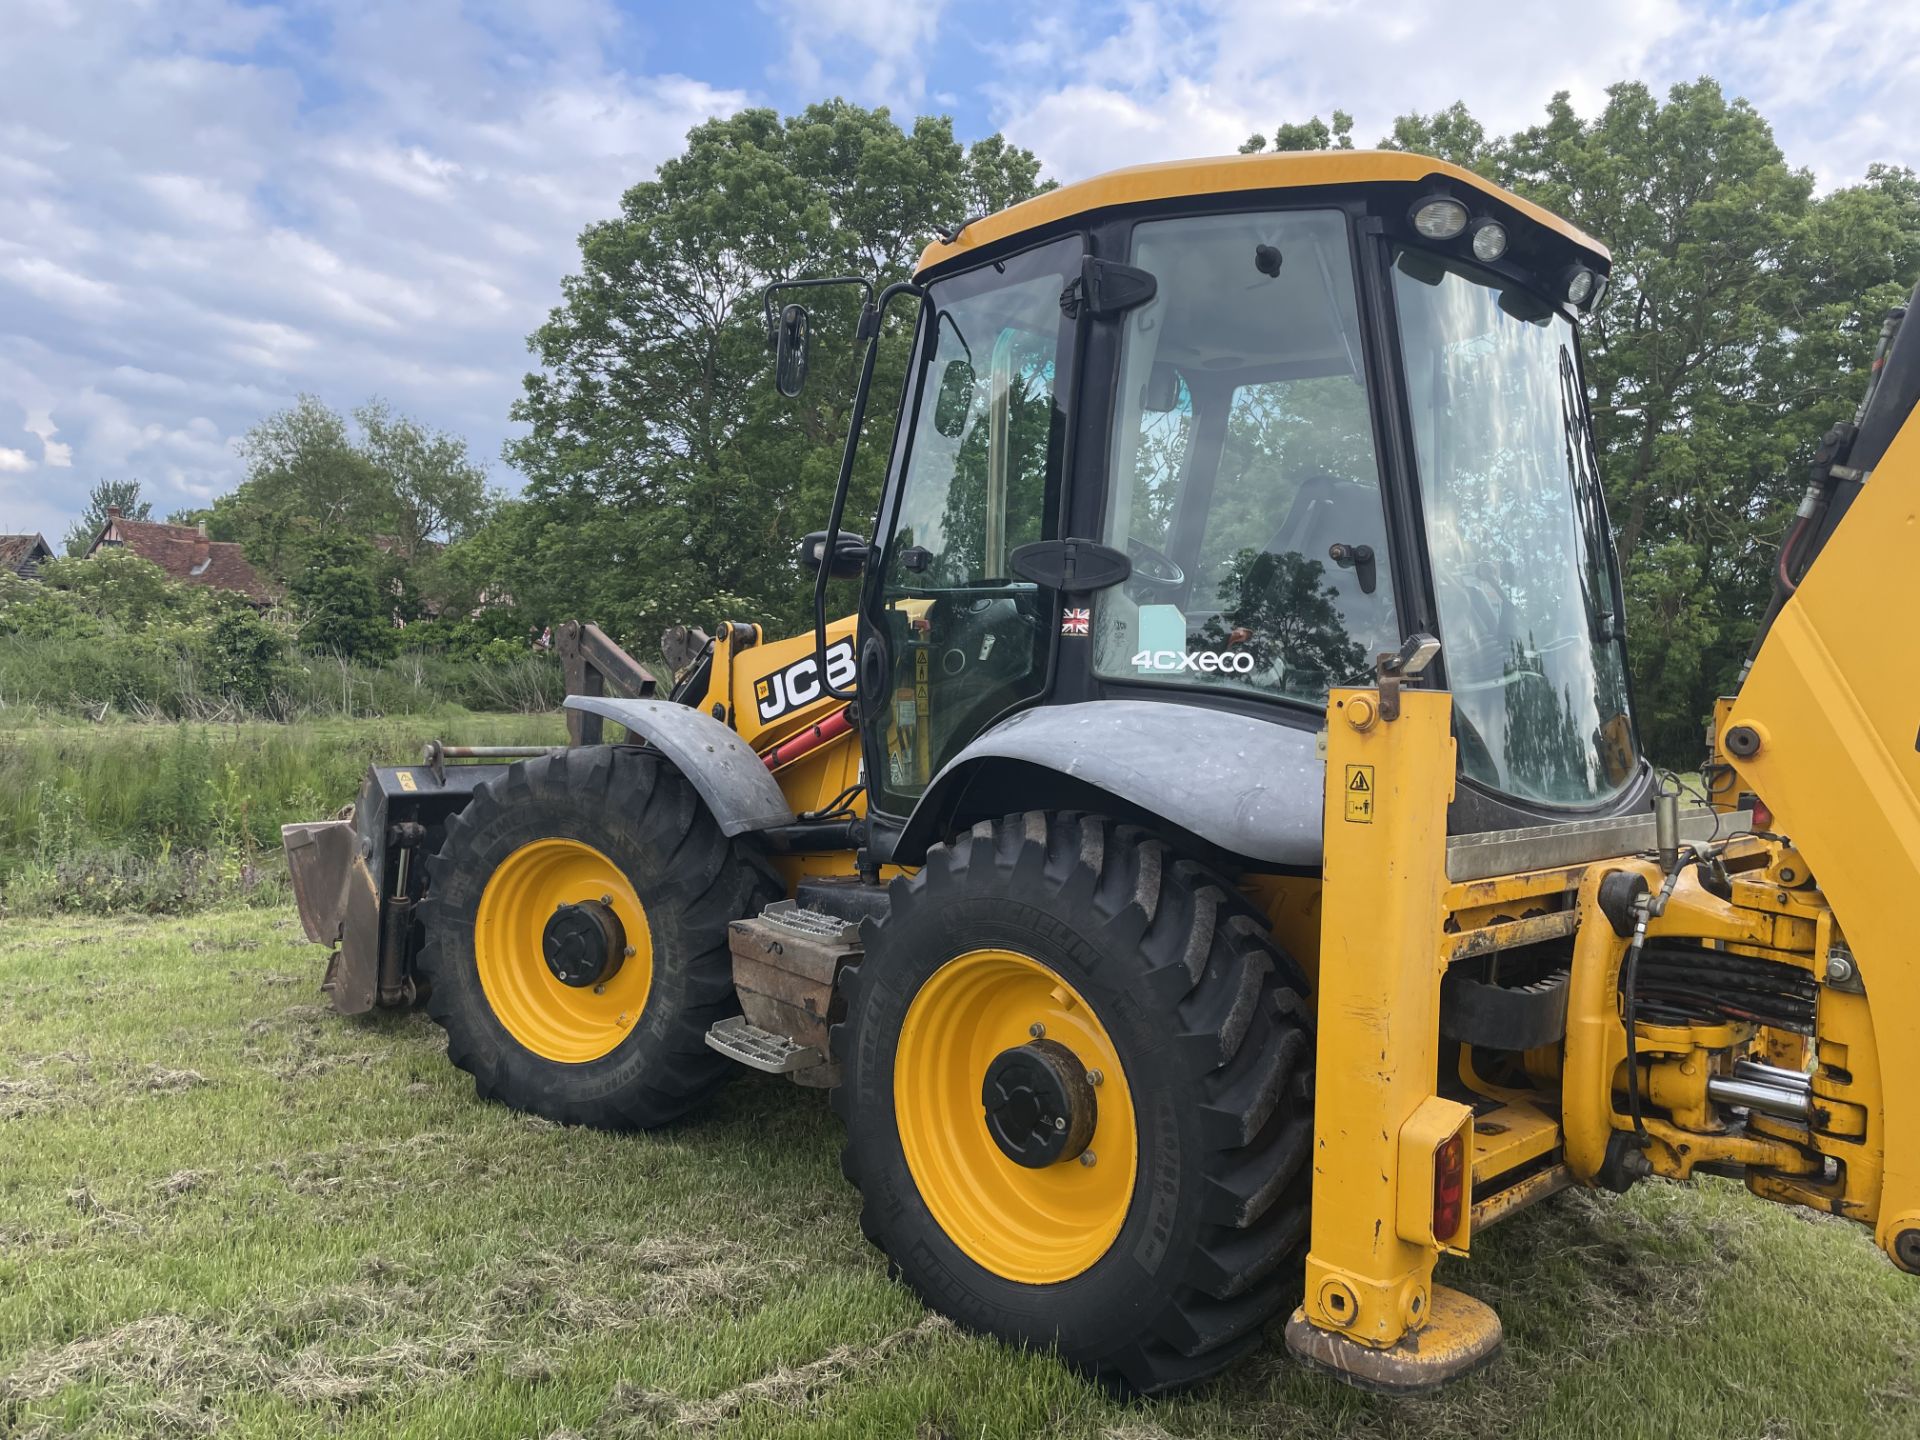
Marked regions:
[1264,472,1398,656]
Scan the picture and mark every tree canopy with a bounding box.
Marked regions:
[497,101,1049,642]
[62,478,151,557]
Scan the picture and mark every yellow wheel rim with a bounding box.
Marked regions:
[473,838,654,1064]
[894,948,1137,1284]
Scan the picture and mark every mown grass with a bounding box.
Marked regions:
[0,713,565,917]
[2,908,1916,1438]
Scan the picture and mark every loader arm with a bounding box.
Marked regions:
[1717,363,1920,1265]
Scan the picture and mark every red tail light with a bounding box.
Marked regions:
[1751,797,1774,832]
[1433,1129,1467,1242]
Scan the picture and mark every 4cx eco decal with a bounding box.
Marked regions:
[755,639,856,722]
[1130,649,1256,675]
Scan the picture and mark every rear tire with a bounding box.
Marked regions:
[833,811,1314,1393]
[417,745,779,1129]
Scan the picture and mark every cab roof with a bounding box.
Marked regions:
[916,150,1608,275]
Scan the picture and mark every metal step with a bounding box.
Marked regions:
[704,1013,827,1075]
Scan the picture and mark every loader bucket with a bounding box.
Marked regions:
[282,759,526,1015]
[283,816,384,1015]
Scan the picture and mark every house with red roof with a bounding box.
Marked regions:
[0,533,53,579]
[85,507,278,607]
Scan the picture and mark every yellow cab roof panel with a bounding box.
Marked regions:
[916,150,1608,274]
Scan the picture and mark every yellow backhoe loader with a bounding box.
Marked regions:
[284,150,1920,1394]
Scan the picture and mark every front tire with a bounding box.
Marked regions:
[417,745,779,1129]
[833,812,1314,1393]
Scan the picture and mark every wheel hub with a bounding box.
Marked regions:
[981,1037,1097,1167]
[541,900,626,988]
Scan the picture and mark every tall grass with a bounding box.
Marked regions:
[0,632,565,723]
[0,711,566,916]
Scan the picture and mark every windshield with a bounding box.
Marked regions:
[1392,251,1637,806]
[868,236,1078,810]
[1094,209,1397,705]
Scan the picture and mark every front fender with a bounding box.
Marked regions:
[563,695,795,836]
[893,700,1324,866]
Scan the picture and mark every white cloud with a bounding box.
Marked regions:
[765,0,949,109]
[0,449,33,473]
[0,0,745,538]
[985,0,1919,189]
[23,407,71,468]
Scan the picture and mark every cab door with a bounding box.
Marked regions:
[860,236,1083,824]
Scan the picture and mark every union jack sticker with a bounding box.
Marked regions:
[1060,606,1091,637]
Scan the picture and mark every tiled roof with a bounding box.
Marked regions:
[0,533,52,578]
[89,517,278,605]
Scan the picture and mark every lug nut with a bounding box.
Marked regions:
[600,894,613,905]
[624,945,636,957]
[1053,1116,1067,1131]
[1079,1151,1097,1167]
[1029,1022,1045,1038]
[1086,1069,1104,1087]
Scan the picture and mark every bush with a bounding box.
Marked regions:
[204,609,288,710]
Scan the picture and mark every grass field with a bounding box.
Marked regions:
[0,712,565,917]
[2,908,1917,1440]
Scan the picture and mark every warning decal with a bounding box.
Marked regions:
[1343,764,1374,823]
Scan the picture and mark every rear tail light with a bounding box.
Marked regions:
[1751,797,1774,832]
[1433,1128,1468,1243]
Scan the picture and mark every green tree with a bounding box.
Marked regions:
[353,399,492,556]
[289,534,396,660]
[1240,110,1356,154]
[502,101,1050,648]
[62,478,151,556]
[222,396,393,578]
[1380,102,1497,169]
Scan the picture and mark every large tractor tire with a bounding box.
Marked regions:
[417,745,779,1130]
[833,811,1314,1393]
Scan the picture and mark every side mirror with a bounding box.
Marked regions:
[800,529,869,580]
[932,358,976,438]
[775,303,811,398]
[929,359,975,437]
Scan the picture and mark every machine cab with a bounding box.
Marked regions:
[783,152,1645,866]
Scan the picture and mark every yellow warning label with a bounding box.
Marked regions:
[396,769,417,792]
[1343,764,1373,823]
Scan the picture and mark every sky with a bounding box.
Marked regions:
[2,0,1917,543]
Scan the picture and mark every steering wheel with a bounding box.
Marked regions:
[1125,535,1186,595]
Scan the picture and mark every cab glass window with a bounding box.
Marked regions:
[1094,210,1396,704]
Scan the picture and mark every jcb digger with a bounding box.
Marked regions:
[283,149,1920,1394]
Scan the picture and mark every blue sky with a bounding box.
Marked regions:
[2,0,1916,542]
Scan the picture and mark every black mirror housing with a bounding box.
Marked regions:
[775,303,811,397]
[800,529,869,580]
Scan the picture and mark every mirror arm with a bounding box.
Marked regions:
[763,275,876,347]
[812,279,927,702]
